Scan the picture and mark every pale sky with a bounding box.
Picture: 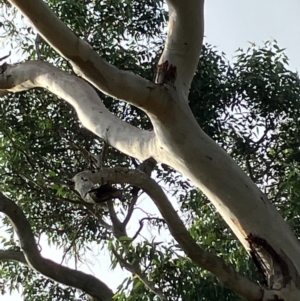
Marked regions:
[1,1,300,300]
[205,0,300,70]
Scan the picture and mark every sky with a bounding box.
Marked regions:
[1,0,300,300]
[205,0,300,71]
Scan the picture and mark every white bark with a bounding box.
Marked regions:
[0,61,155,160]
[72,168,263,301]
[72,168,300,301]
[7,0,167,115]
[151,98,300,278]
[1,0,300,298]
[156,0,204,97]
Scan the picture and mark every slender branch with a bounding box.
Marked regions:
[111,247,167,301]
[0,61,155,161]
[107,201,119,224]
[124,157,157,226]
[81,169,167,301]
[99,142,109,168]
[0,52,11,62]
[57,195,113,230]
[122,195,138,227]
[95,214,112,231]
[107,202,126,240]
[104,192,167,300]
[84,203,114,230]
[0,192,114,301]
[132,218,166,241]
[60,218,86,265]
[57,196,84,206]
[8,0,167,114]
[73,167,264,300]
[2,128,35,170]
[64,137,99,168]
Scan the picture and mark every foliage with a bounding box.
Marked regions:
[0,0,300,300]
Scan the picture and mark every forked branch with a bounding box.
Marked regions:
[8,0,168,114]
[72,167,264,300]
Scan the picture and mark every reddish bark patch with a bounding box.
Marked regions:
[156,60,177,85]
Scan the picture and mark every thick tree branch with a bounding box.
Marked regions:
[0,249,27,263]
[72,168,264,300]
[154,108,300,283]
[8,0,168,114]
[0,192,114,301]
[0,61,155,161]
[156,0,204,97]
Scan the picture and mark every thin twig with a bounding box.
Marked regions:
[131,217,166,241]
[98,142,109,168]
[111,247,168,301]
[122,194,138,226]
[61,220,84,265]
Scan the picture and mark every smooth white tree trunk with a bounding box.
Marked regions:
[0,0,300,300]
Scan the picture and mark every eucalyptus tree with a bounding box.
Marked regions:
[0,0,300,300]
